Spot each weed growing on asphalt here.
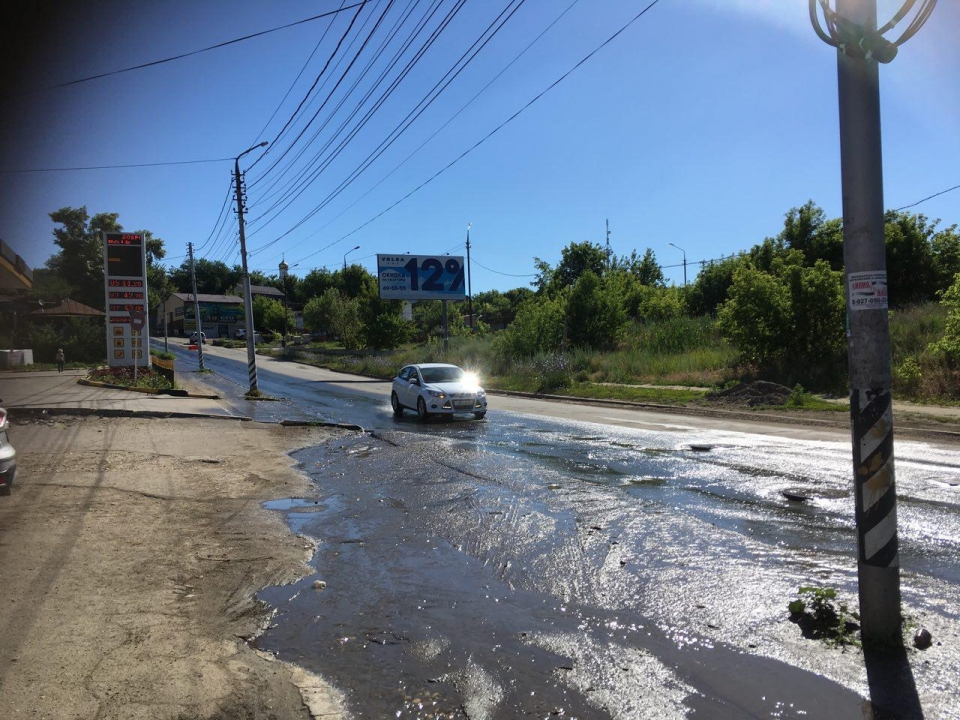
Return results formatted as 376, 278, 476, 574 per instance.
789, 586, 861, 647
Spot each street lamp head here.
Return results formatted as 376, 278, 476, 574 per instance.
237, 141, 268, 161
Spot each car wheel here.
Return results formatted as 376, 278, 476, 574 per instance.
417, 397, 429, 421
473, 412, 486, 420
391, 392, 403, 416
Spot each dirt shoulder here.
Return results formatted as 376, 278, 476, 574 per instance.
0, 414, 349, 720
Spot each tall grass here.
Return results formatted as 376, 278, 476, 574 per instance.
286, 307, 956, 402
888, 303, 958, 400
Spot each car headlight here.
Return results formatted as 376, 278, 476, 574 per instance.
427, 389, 446, 399
476, 388, 486, 397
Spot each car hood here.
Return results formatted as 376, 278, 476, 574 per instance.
425, 381, 484, 395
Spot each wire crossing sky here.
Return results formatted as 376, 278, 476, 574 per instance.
2, 0, 958, 290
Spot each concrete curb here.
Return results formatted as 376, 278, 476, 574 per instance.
279, 419, 365, 432
78, 378, 220, 399
7, 407, 251, 421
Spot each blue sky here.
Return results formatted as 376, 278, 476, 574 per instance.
2, 0, 957, 292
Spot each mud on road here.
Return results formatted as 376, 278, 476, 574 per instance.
0, 414, 348, 720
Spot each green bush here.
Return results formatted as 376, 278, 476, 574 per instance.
23, 319, 105, 363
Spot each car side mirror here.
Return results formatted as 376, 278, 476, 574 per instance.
410, 378, 419, 385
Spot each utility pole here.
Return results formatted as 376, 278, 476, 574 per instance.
811, 0, 935, 649
835, 0, 899, 649
466, 223, 473, 329
235, 142, 267, 395
188, 242, 204, 371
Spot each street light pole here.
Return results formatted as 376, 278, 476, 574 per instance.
669, 242, 687, 285
235, 141, 268, 395
466, 223, 473, 330
343, 245, 360, 271
279, 257, 289, 348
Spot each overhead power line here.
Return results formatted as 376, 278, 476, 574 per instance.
255, 0, 582, 265
45, 2, 370, 90
894, 182, 960, 211
0, 157, 232, 173
286, 0, 663, 269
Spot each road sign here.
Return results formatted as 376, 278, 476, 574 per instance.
130, 310, 146, 331
377, 254, 466, 301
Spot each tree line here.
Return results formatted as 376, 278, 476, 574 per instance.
22, 202, 960, 391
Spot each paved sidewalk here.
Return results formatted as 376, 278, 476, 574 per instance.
0, 369, 241, 418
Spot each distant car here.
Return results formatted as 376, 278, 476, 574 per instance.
0, 406, 17, 495
189, 331, 206, 344
391, 363, 487, 420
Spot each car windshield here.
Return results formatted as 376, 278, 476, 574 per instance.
420, 367, 464, 384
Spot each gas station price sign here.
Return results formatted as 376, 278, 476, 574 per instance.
102, 231, 149, 368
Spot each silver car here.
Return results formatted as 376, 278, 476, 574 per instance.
391, 363, 487, 420
0, 406, 17, 495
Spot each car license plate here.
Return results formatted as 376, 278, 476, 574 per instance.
453, 400, 473, 409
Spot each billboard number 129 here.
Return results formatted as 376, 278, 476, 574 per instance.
404, 257, 464, 292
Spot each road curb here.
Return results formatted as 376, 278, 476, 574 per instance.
6, 406, 251, 421
78, 377, 221, 399
279, 419, 365, 432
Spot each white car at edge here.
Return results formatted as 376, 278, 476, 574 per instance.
391, 363, 487, 420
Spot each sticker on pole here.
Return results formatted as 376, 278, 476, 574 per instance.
849, 271, 888, 311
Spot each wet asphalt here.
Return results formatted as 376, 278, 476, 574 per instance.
160, 341, 960, 719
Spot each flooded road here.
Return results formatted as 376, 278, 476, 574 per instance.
160, 341, 960, 718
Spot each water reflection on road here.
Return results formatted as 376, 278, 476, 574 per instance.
162, 341, 960, 718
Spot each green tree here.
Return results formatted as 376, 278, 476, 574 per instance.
534, 241, 609, 295
252, 295, 289, 333
717, 265, 790, 367
618, 248, 665, 287
884, 211, 937, 307
301, 268, 337, 302
930, 272, 960, 364
717, 259, 845, 386
302, 289, 338, 334
565, 271, 627, 351
169, 258, 238, 295
686, 254, 748, 317
45, 207, 165, 309
492, 295, 565, 358
930, 223, 960, 297
330, 294, 363, 349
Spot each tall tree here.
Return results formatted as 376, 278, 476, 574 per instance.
46, 207, 164, 309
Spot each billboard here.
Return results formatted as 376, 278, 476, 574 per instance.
377, 254, 466, 301
102, 232, 149, 367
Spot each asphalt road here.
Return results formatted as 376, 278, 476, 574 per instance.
158, 339, 960, 719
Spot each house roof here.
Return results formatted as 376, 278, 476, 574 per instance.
248, 285, 285, 297
172, 292, 243, 304
30, 298, 104, 317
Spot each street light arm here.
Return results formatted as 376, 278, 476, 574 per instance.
236, 141, 269, 162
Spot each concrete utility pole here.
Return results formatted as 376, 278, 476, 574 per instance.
466, 223, 473, 329
235, 142, 268, 395
835, 0, 900, 649
188, 242, 204, 371
811, 0, 936, 648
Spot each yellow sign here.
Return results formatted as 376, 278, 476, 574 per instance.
113, 338, 124, 348
113, 326, 124, 337
113, 350, 125, 359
